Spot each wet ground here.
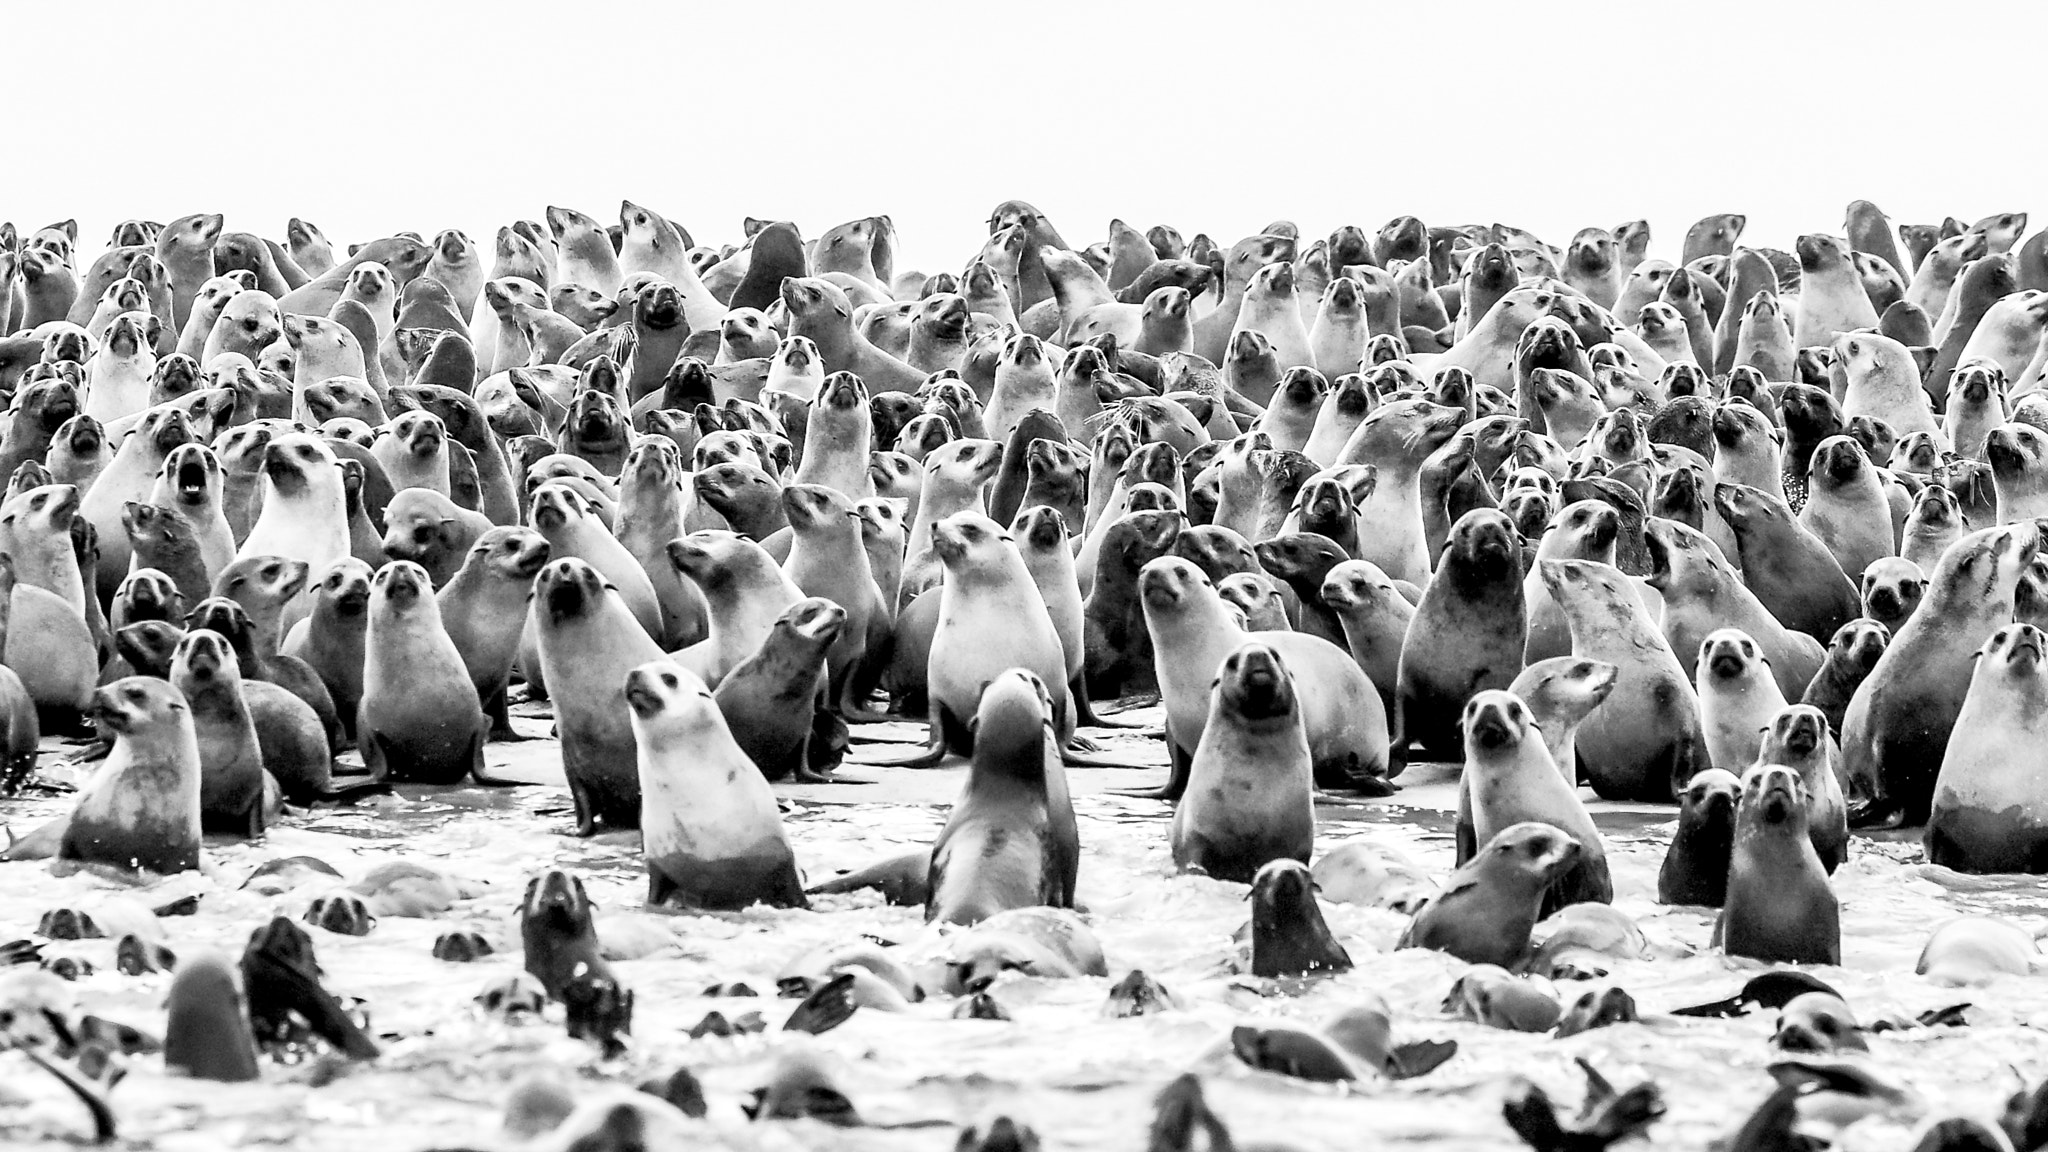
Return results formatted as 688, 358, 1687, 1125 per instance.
1, 703, 2043, 1151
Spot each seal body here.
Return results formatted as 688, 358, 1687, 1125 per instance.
1717, 765, 1840, 965
534, 558, 669, 833
1247, 859, 1352, 978
1456, 690, 1612, 916
1659, 768, 1740, 906
519, 869, 620, 999
1927, 623, 2048, 872
1171, 643, 1314, 884
713, 598, 842, 781
60, 678, 202, 874
625, 661, 805, 909
358, 560, 488, 785
1842, 523, 2037, 824
1696, 629, 1789, 772
1397, 509, 1526, 761
1400, 822, 1580, 968
926, 670, 1078, 924
1539, 559, 1708, 802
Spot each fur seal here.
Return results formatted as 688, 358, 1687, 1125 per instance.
358, 560, 490, 785
60, 678, 202, 875
1456, 689, 1612, 916
926, 669, 1078, 923
1399, 822, 1581, 968
1859, 557, 1924, 636
780, 483, 887, 714
534, 558, 670, 833
434, 527, 547, 738
1246, 858, 1352, 978
164, 952, 260, 1082
1759, 704, 1849, 872
171, 628, 277, 837
519, 869, 620, 1000
1659, 768, 1741, 907
1645, 517, 1825, 700
1717, 765, 1840, 965
1842, 522, 2037, 825
624, 660, 806, 909
1539, 559, 1708, 802
1715, 482, 1859, 640
714, 597, 842, 782
1171, 643, 1314, 884
1697, 629, 1790, 772
1397, 508, 1526, 760
1800, 618, 1890, 737
1926, 624, 2048, 872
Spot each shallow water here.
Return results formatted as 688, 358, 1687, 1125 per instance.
2, 705, 2046, 1152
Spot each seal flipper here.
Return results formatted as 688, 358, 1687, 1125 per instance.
1069, 681, 1150, 729
468, 731, 528, 788
857, 706, 959, 769
1454, 816, 1477, 868
1111, 722, 1192, 799
1384, 1039, 1459, 1080
20, 1046, 117, 1143
483, 688, 532, 742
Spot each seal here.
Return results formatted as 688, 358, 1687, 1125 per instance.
1246, 858, 1352, 978
1915, 916, 2035, 986
1397, 508, 1526, 760
59, 677, 202, 876
1856, 557, 1923, 640
875, 512, 1072, 767
927, 669, 1078, 924
666, 531, 804, 688
624, 659, 807, 909
1842, 522, 2037, 825
714, 597, 843, 782
436, 527, 549, 739
519, 869, 621, 999
358, 559, 491, 785
1136, 557, 1390, 797
1715, 482, 1859, 640
1717, 765, 1840, 965
1926, 623, 2048, 873
1319, 558, 1414, 719
1658, 768, 1741, 907
1171, 643, 1314, 884
1399, 822, 1581, 968
1799, 618, 1890, 738
1506, 656, 1619, 787
1800, 435, 1896, 581
533, 558, 671, 834
1758, 704, 1849, 872
780, 483, 888, 714
163, 952, 260, 1082
1456, 690, 1612, 916
170, 628, 276, 838
530, 480, 663, 641
1697, 629, 1790, 772
1538, 559, 1708, 802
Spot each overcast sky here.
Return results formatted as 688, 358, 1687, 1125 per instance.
23, 1, 2041, 276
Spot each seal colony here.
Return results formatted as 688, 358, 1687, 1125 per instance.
1, 201, 2047, 1152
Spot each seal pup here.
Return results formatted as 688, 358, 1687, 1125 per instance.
358, 560, 491, 785
1696, 629, 1790, 773
1715, 482, 1859, 641
1759, 704, 1849, 873
1399, 822, 1581, 968
534, 558, 669, 833
1800, 435, 1896, 581
926, 669, 1078, 924
1801, 618, 1890, 737
1717, 765, 1840, 965
1926, 624, 2048, 873
1659, 768, 1741, 907
59, 678, 202, 875
625, 660, 806, 910
1247, 859, 1352, 978
1539, 559, 1708, 802
1859, 557, 1924, 636
1645, 517, 1825, 700
520, 869, 621, 1000
1842, 522, 2037, 826
715, 597, 843, 782
1171, 643, 1314, 884
780, 483, 888, 714
1456, 690, 1612, 916
1397, 508, 1527, 761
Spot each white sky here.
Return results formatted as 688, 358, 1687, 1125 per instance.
22, 0, 2042, 275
